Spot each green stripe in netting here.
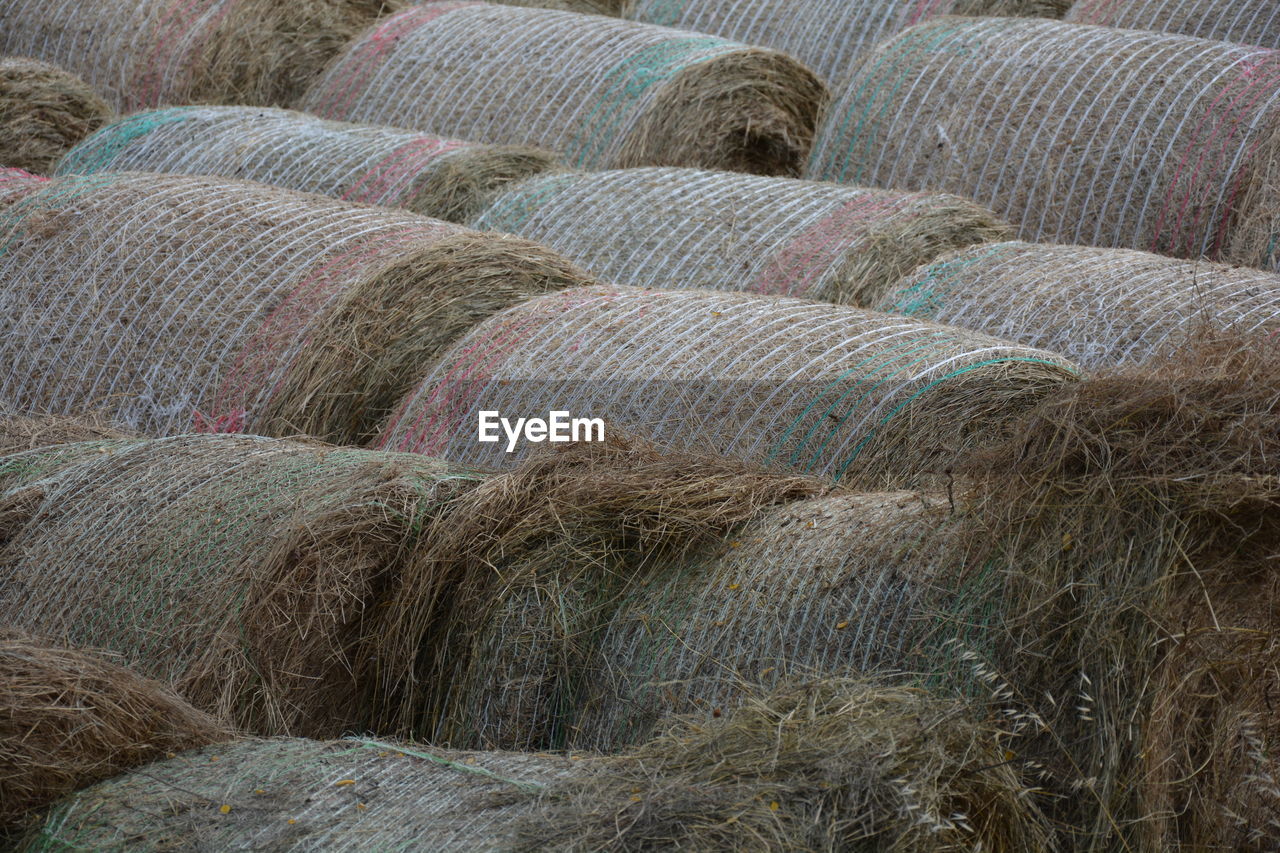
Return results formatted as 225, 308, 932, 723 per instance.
635, 0, 689, 27
56, 107, 200, 176
0, 174, 126, 258
565, 36, 741, 169
886, 243, 1018, 318
471, 172, 585, 234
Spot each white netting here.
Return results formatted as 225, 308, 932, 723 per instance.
58, 106, 561, 223
471, 166, 1008, 305
1067, 0, 1280, 50
807, 17, 1280, 268
378, 285, 1078, 488
299, 2, 825, 174
0, 167, 48, 204
878, 241, 1280, 367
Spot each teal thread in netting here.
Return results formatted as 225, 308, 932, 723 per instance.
0, 441, 141, 493
471, 173, 585, 235
0, 174, 122, 258
887, 244, 1019, 318
566, 36, 741, 169
633, 0, 688, 27
56, 107, 199, 176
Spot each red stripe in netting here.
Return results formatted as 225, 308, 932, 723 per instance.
0, 170, 49, 205
134, 0, 236, 110
748, 194, 912, 296
341, 137, 469, 206
198, 225, 453, 433
1152, 55, 1280, 259
903, 0, 956, 28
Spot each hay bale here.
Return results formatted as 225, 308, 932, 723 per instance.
0, 0, 399, 112
879, 241, 1280, 367
0, 167, 46, 205
0, 409, 134, 456
59, 106, 562, 224
626, 0, 1068, 86
22, 737, 572, 851
471, 167, 1010, 305
0, 433, 476, 736
808, 18, 1280, 269
0, 631, 230, 832
1066, 0, 1280, 49
298, 3, 826, 176
496, 0, 623, 12
377, 285, 1078, 488
0, 57, 111, 174
0, 172, 591, 443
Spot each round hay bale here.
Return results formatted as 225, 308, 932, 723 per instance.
0, 631, 231, 832
0, 57, 111, 174
496, 0, 623, 12
626, 0, 1069, 86
879, 241, 1280, 367
0, 433, 475, 736
377, 285, 1079, 488
0, 172, 592, 443
0, 409, 134, 456
1066, 0, 1280, 49
807, 18, 1280, 269
0, 167, 47, 205
298, 3, 827, 176
22, 737, 572, 852
0, 0, 399, 112
471, 167, 1010, 305
59, 106, 562, 224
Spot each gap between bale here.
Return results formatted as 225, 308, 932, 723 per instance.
0, 57, 111, 174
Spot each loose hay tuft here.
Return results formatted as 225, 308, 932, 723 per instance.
1066, 0, 1280, 50
472, 167, 1010, 305
299, 3, 826, 175
0, 57, 111, 174
60, 106, 562, 224
0, 409, 135, 456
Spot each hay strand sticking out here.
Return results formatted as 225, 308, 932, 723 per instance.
472, 167, 1010, 305
808, 18, 1280, 269
0, 172, 592, 443
1066, 0, 1280, 50
0, 57, 111, 174
378, 285, 1078, 488
299, 3, 827, 175
59, 106, 562, 224
0, 434, 474, 736
879, 241, 1280, 366
0, 0, 399, 111
626, 0, 1069, 86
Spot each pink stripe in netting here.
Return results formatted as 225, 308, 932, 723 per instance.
0, 170, 49, 204
903, 0, 956, 28
341, 137, 469, 206
197, 226, 452, 433
134, 0, 236, 110
311, 2, 480, 121
748, 194, 911, 296
1072, 0, 1126, 25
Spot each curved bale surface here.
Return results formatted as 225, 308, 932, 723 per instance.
0, 0, 398, 112
60, 106, 561, 224
0, 410, 134, 457
879, 241, 1280, 367
808, 18, 1280, 269
299, 3, 827, 176
496, 0, 623, 11
0, 434, 475, 737
472, 167, 1010, 306
378, 286, 1078, 487
626, 0, 1068, 86
0, 57, 111, 174
0, 172, 591, 443
1066, 0, 1280, 49
22, 737, 572, 852
0, 632, 231, 831
0, 167, 47, 205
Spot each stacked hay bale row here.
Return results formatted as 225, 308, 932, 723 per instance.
1067, 0, 1280, 49
0, 57, 111, 174
809, 18, 1280, 271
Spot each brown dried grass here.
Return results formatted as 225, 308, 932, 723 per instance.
0, 57, 110, 174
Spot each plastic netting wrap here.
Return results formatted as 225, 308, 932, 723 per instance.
471, 167, 1009, 305
299, 3, 826, 175
378, 285, 1078, 488
625, 0, 1069, 86
0, 172, 591, 443
879, 241, 1280, 367
0, 434, 476, 736
0, 167, 47, 204
0, 57, 111, 174
1067, 0, 1280, 49
60, 106, 561, 223
808, 18, 1280, 270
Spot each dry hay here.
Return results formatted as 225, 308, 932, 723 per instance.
0, 433, 477, 737
21, 737, 571, 852
60, 106, 561, 224
0, 172, 591, 443
377, 285, 1078, 488
625, 0, 1069, 87
0, 167, 47, 205
0, 57, 111, 175
472, 167, 1010, 306
0, 0, 399, 112
808, 17, 1280, 270
1067, 0, 1280, 50
0, 409, 134, 456
298, 3, 826, 176
879, 240, 1280, 367
0, 631, 230, 833
515, 677, 1053, 852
